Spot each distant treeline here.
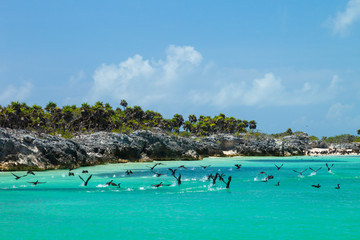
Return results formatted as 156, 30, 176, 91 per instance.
0, 100, 257, 138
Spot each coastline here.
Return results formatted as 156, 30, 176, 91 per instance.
0, 127, 310, 171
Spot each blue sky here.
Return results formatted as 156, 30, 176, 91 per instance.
1, 0, 360, 137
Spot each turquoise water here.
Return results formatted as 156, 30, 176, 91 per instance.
1, 156, 360, 240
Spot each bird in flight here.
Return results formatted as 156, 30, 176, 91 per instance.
79, 174, 92, 186
26, 170, 35, 175
173, 173, 182, 185
82, 170, 89, 173
149, 163, 163, 171
326, 163, 334, 172
274, 164, 283, 170
200, 165, 211, 169
168, 168, 177, 176
11, 173, 26, 180
235, 164, 242, 169
309, 167, 322, 173
106, 180, 118, 186
28, 180, 46, 186
125, 170, 133, 175
178, 165, 187, 169
293, 168, 308, 176
152, 171, 164, 177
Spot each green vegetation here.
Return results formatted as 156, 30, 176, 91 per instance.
0, 101, 256, 138
321, 134, 360, 143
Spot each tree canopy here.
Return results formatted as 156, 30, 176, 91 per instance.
0, 101, 256, 138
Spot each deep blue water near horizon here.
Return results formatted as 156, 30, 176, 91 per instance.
1, 156, 360, 240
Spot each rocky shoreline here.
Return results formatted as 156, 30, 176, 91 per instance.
0, 127, 313, 171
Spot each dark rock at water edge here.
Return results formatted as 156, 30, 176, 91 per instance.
0, 128, 310, 170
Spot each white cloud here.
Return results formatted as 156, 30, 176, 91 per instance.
190, 73, 342, 107
326, 103, 353, 119
88, 45, 343, 110
0, 82, 32, 104
332, 0, 360, 35
89, 45, 202, 105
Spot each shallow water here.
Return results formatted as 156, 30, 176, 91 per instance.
1, 156, 360, 240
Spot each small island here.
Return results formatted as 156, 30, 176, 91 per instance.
0, 101, 359, 171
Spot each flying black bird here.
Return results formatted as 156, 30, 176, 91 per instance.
326, 163, 334, 172
173, 173, 182, 185
125, 170, 133, 175
28, 180, 46, 186
311, 184, 321, 188
68, 172, 75, 176
335, 184, 340, 189
200, 165, 211, 169
26, 170, 35, 175
149, 163, 162, 171
235, 164, 242, 169
168, 168, 177, 176
309, 167, 322, 173
178, 165, 187, 169
152, 171, 164, 177
293, 168, 308, 176
224, 176, 232, 188
11, 173, 26, 180
82, 170, 89, 174
106, 180, 117, 186
218, 173, 226, 182
275, 164, 283, 170
79, 174, 92, 186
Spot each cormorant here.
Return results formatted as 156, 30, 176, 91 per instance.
275, 164, 283, 170
28, 180, 46, 185
200, 165, 211, 169
293, 168, 308, 176
311, 184, 321, 188
79, 174, 92, 186
335, 184, 340, 189
326, 163, 334, 172
168, 168, 177, 176
11, 173, 26, 180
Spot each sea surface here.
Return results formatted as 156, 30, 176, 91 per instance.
1, 156, 360, 240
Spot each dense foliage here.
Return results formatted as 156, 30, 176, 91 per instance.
0, 101, 256, 138
321, 134, 360, 143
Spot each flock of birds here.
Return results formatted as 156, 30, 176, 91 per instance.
5, 162, 340, 190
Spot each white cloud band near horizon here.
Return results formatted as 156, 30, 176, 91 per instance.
332, 0, 360, 35
0, 82, 32, 104
88, 45, 342, 109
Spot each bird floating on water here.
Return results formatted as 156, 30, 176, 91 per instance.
311, 184, 321, 188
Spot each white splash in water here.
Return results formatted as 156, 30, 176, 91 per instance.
113, 174, 116, 178
96, 184, 108, 188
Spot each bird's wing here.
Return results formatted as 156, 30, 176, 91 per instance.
317, 167, 322, 171
85, 175, 93, 184
79, 175, 85, 182
11, 173, 19, 178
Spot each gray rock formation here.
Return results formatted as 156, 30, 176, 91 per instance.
0, 128, 310, 170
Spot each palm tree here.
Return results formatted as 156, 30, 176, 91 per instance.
120, 99, 128, 110
249, 120, 257, 131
